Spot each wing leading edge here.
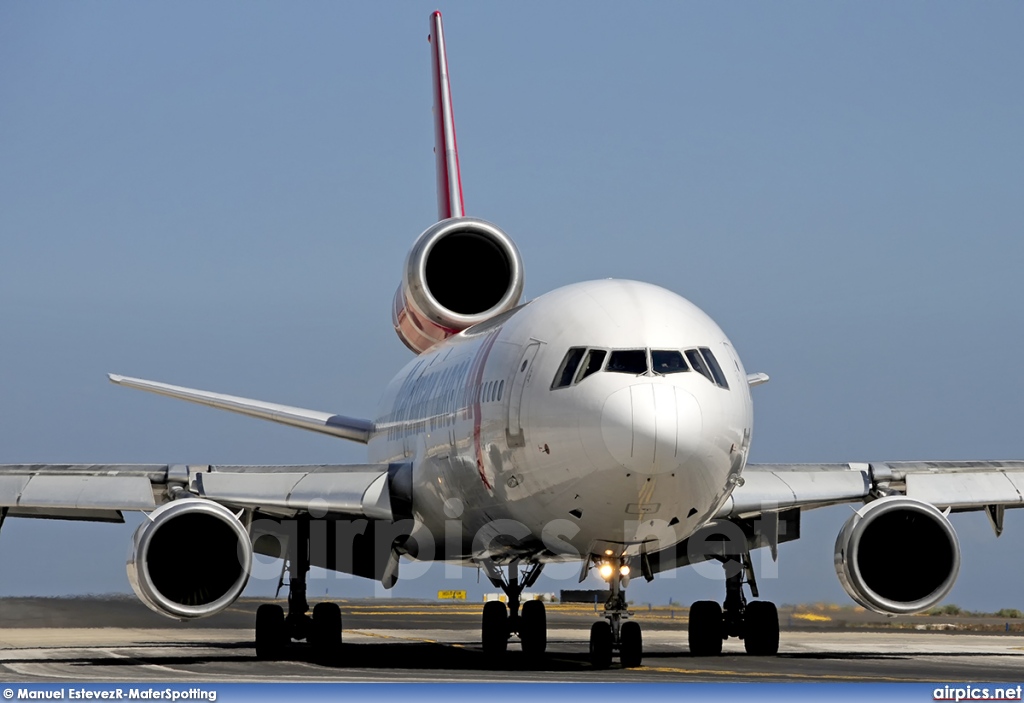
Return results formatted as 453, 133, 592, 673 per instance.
645, 460, 1024, 579
0, 462, 405, 523
722, 460, 1024, 519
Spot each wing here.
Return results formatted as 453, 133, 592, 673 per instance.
646, 460, 1024, 576
724, 460, 1024, 517
108, 374, 374, 444
0, 462, 410, 524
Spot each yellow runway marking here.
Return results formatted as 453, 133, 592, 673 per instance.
346, 629, 464, 647
341, 610, 482, 616
638, 665, 924, 682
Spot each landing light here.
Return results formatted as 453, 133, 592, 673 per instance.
598, 563, 614, 580
620, 565, 630, 577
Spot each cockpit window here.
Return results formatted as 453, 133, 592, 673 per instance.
700, 347, 730, 389
651, 350, 689, 375
554, 346, 728, 389
551, 347, 586, 389
685, 349, 713, 383
606, 349, 648, 375
575, 349, 607, 383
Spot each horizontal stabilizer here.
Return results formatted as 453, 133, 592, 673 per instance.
108, 374, 373, 444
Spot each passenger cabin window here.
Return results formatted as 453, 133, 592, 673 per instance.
685, 349, 713, 383
699, 347, 730, 389
606, 350, 648, 375
575, 349, 607, 383
652, 350, 689, 375
552, 347, 586, 389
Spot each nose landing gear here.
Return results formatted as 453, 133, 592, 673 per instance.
589, 557, 643, 669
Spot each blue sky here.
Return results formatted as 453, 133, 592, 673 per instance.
1, 2, 1022, 610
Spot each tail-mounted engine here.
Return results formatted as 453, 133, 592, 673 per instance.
127, 499, 253, 620
834, 496, 960, 615
393, 217, 523, 353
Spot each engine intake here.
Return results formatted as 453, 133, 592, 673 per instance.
127, 499, 253, 620
393, 217, 523, 353
834, 496, 960, 615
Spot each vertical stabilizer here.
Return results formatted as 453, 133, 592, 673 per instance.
429, 11, 465, 221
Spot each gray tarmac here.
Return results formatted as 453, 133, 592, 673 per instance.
1, 597, 1023, 683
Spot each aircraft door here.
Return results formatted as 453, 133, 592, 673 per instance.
506, 340, 541, 448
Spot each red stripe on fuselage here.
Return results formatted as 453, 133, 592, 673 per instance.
466, 330, 501, 490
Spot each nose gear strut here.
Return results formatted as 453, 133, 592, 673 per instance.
589, 556, 643, 668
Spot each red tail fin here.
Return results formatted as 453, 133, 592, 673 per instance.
429, 11, 465, 221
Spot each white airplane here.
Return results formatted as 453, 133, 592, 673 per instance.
2, 11, 1024, 669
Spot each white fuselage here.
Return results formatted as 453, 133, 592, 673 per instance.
368, 279, 753, 565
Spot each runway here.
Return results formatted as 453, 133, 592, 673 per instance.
1, 598, 1023, 683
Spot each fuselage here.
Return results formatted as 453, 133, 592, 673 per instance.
368, 279, 753, 566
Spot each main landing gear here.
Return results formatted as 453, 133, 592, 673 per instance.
588, 557, 642, 669
687, 553, 779, 656
480, 559, 548, 658
254, 517, 343, 664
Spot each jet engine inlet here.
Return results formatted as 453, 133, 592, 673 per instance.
393, 217, 523, 353
127, 499, 253, 620
834, 495, 960, 615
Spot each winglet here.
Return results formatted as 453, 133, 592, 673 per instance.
429, 11, 465, 221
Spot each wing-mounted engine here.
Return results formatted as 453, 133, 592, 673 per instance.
834, 496, 960, 615
393, 217, 524, 353
127, 499, 253, 620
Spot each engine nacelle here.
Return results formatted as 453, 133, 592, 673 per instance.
127, 499, 253, 620
834, 496, 960, 615
393, 217, 523, 353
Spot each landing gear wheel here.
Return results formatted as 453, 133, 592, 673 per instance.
255, 604, 286, 660
619, 621, 643, 668
520, 600, 547, 656
743, 600, 779, 655
482, 600, 509, 656
310, 602, 343, 664
589, 621, 613, 669
688, 600, 723, 656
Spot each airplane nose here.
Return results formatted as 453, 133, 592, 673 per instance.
600, 383, 703, 475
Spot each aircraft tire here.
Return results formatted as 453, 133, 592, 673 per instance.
589, 621, 613, 669
743, 601, 780, 655
482, 600, 509, 656
687, 600, 723, 656
520, 599, 547, 656
310, 602, 343, 664
619, 621, 643, 668
255, 604, 287, 660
